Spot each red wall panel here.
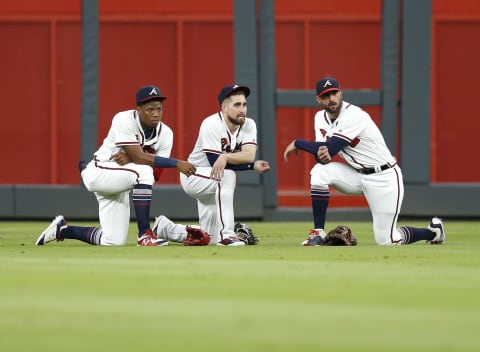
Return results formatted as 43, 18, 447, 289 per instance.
276, 0, 381, 16
0, 23, 52, 183
98, 22, 178, 139
100, 0, 231, 15
432, 21, 480, 182
181, 22, 236, 146
0, 0, 479, 204
56, 22, 82, 184
0, 0, 80, 14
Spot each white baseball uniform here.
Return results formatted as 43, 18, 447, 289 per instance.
311, 101, 404, 245
81, 109, 173, 245
180, 111, 258, 244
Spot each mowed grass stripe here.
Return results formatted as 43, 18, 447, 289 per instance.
0, 220, 479, 351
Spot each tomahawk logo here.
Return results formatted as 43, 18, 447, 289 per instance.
323, 80, 332, 88
149, 87, 158, 96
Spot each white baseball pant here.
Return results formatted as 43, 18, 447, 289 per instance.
81, 160, 155, 246
311, 162, 404, 245
180, 167, 236, 244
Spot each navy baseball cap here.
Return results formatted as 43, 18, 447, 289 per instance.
136, 85, 166, 105
316, 77, 341, 96
218, 84, 251, 104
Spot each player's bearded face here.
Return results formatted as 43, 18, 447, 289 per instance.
137, 101, 164, 129
318, 91, 342, 115
223, 95, 247, 126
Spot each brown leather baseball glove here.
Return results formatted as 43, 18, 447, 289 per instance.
183, 226, 211, 246
323, 225, 358, 246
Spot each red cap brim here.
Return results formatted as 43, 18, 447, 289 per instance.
317, 87, 340, 97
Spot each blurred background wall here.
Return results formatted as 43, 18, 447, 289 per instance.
0, 0, 479, 220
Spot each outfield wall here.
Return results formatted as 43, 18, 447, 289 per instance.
1, 183, 478, 221
0, 0, 479, 220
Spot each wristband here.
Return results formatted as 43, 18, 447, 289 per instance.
226, 162, 255, 171
154, 156, 178, 168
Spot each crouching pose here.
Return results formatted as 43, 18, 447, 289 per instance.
283, 77, 446, 246
35, 85, 196, 247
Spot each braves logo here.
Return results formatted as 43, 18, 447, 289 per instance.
220, 137, 242, 153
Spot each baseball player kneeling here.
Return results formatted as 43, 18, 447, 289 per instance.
283, 77, 445, 246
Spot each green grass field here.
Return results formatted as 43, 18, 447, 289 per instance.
1, 219, 479, 352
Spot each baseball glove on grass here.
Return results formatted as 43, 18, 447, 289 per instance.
234, 223, 259, 245
323, 225, 358, 246
183, 226, 211, 246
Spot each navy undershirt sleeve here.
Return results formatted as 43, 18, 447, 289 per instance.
206, 152, 255, 171
294, 137, 350, 161
325, 137, 350, 156
294, 139, 324, 154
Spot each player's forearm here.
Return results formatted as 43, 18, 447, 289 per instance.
124, 145, 156, 166
295, 137, 349, 157
222, 144, 257, 164
294, 139, 325, 155
222, 151, 255, 164
127, 149, 177, 168
206, 152, 255, 170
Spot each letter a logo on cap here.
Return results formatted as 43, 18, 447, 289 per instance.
323, 80, 332, 88
149, 88, 158, 96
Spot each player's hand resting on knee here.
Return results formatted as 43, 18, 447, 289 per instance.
110, 152, 131, 165
177, 160, 197, 177
210, 154, 227, 180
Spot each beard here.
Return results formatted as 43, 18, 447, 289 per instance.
324, 100, 342, 114
227, 114, 245, 126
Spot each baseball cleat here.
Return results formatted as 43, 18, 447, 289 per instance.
217, 236, 246, 246
184, 226, 211, 246
302, 229, 326, 246
137, 230, 168, 246
427, 217, 446, 244
35, 215, 68, 245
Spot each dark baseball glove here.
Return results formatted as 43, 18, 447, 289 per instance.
234, 223, 259, 245
323, 225, 358, 246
